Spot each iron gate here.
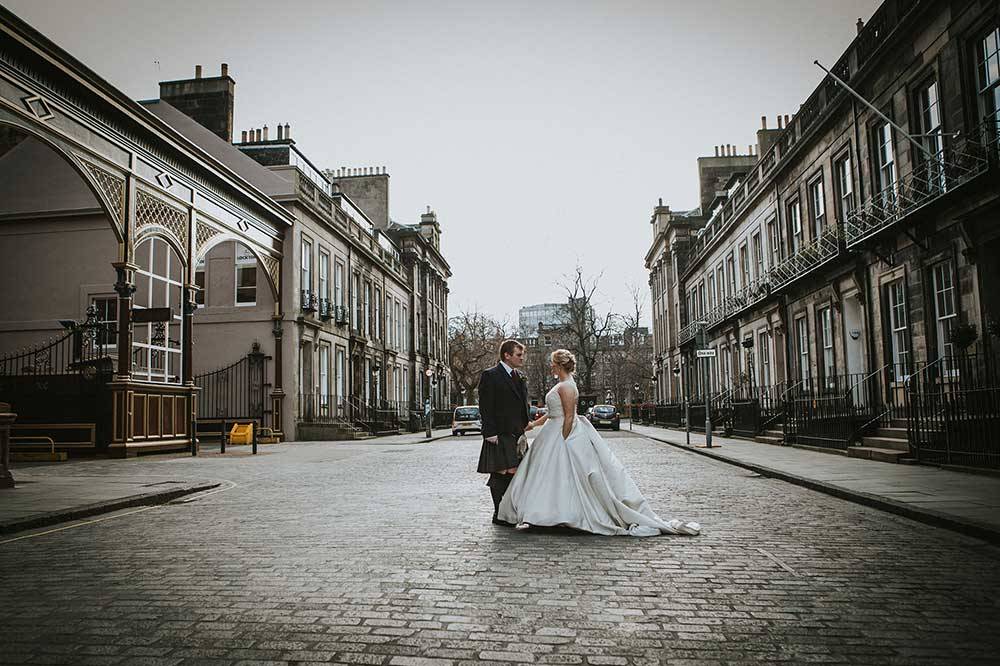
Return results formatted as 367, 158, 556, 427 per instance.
194, 344, 271, 437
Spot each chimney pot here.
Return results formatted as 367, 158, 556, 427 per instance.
714, 146, 719, 157
658, 197, 663, 207
856, 18, 864, 34
221, 63, 229, 77
748, 144, 753, 155
284, 123, 291, 139
761, 115, 767, 129
777, 115, 783, 129
195, 64, 202, 78
263, 125, 268, 141
784, 114, 790, 126
277, 124, 283, 140
255, 128, 262, 142
241, 130, 247, 142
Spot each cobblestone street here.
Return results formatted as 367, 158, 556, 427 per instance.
2, 432, 999, 665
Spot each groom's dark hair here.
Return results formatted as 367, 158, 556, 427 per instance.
498, 339, 525, 361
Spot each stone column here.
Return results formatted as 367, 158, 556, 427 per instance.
0, 402, 15, 488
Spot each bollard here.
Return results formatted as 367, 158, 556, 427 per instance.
191, 418, 198, 457
220, 419, 227, 454
252, 420, 258, 455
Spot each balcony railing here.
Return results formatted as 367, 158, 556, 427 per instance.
318, 298, 333, 320
300, 290, 317, 313
769, 223, 841, 292
333, 305, 349, 326
845, 121, 997, 247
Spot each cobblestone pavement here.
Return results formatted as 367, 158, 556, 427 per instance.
1, 432, 998, 665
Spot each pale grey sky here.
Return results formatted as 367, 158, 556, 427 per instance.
5, 0, 880, 326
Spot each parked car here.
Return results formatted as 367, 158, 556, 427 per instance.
588, 404, 620, 430
452, 405, 482, 436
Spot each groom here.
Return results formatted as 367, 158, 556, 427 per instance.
477, 339, 530, 525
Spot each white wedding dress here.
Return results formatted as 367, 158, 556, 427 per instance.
498, 377, 700, 537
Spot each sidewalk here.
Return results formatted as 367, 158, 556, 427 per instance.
630, 422, 1000, 544
355, 428, 453, 445
0, 470, 219, 535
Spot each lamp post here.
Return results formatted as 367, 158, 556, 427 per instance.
699, 321, 713, 449
424, 367, 434, 437
682, 354, 691, 446
631, 382, 639, 431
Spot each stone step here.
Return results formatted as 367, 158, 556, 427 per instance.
847, 446, 914, 463
12, 451, 68, 462
861, 435, 910, 452
755, 435, 783, 446
762, 430, 784, 438
875, 427, 908, 439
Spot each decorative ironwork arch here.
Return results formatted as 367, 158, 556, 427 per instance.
194, 232, 280, 301
0, 116, 126, 243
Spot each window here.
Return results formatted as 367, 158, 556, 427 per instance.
818, 306, 834, 390
403, 367, 409, 404
932, 262, 957, 362
715, 265, 725, 305
334, 260, 345, 308
319, 250, 330, 305
375, 287, 382, 340
395, 300, 402, 350
795, 315, 809, 384
787, 199, 802, 254
402, 305, 408, 351
752, 230, 764, 280
739, 243, 750, 289
335, 347, 346, 414
707, 274, 716, 310
319, 345, 330, 413
976, 26, 1000, 127
887, 279, 909, 380
809, 177, 825, 239
353, 273, 362, 331
766, 216, 781, 267
364, 281, 372, 336
194, 257, 205, 305
758, 328, 771, 387
91, 296, 117, 348
300, 238, 312, 295
835, 153, 854, 221
873, 121, 897, 200
914, 80, 945, 191
726, 253, 736, 296
235, 244, 257, 306
698, 282, 706, 316
132, 237, 183, 384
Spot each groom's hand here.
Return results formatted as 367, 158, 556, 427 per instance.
486, 435, 498, 444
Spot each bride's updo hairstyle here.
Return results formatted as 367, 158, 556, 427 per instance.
551, 349, 576, 374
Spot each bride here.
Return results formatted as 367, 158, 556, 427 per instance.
498, 349, 700, 537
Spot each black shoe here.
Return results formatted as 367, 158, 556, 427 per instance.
492, 516, 514, 526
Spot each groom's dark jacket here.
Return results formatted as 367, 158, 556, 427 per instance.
478, 363, 530, 440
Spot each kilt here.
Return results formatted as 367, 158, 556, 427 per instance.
477, 432, 523, 473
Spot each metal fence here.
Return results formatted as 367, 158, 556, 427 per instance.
194, 346, 271, 434
297, 393, 412, 435
906, 351, 1000, 468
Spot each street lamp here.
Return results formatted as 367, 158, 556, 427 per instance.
630, 382, 639, 431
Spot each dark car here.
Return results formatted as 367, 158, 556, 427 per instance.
588, 404, 620, 430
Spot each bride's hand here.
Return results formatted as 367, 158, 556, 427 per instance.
525, 421, 534, 432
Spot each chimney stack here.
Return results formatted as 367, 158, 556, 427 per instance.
761, 115, 767, 130
159, 62, 235, 142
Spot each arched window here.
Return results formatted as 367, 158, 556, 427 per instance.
132, 237, 184, 384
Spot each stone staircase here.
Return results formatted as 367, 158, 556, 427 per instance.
754, 427, 784, 446
848, 423, 914, 463
297, 420, 376, 441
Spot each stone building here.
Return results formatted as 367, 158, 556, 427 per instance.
645, 0, 1000, 468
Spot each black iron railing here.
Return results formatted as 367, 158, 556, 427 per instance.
194, 346, 271, 432
906, 351, 1000, 468
298, 393, 410, 435
300, 290, 318, 313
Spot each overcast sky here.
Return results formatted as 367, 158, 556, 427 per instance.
6, 0, 879, 326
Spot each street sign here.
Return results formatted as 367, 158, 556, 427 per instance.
695, 348, 717, 358
131, 307, 172, 323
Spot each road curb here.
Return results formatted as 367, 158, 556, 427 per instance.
0, 481, 221, 535
636, 429, 1000, 546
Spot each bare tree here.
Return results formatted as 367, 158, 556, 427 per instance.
448, 310, 510, 404
558, 264, 617, 395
